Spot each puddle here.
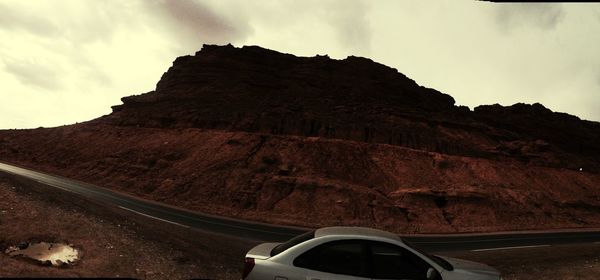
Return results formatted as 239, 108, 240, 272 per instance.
5, 242, 79, 266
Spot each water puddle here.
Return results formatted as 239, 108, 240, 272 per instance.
5, 242, 79, 266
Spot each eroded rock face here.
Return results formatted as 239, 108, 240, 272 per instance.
108, 45, 456, 145
1, 44, 599, 233
1, 127, 599, 233
101, 44, 599, 171
473, 103, 600, 169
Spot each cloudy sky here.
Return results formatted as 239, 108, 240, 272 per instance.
1, 0, 599, 129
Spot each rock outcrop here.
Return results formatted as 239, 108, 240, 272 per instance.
101, 44, 599, 172
1, 44, 599, 233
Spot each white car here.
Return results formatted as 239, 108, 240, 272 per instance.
243, 226, 502, 280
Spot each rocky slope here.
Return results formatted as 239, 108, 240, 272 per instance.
1, 44, 599, 233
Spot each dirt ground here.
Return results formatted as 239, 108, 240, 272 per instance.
0, 173, 258, 279
443, 243, 600, 280
1, 172, 599, 280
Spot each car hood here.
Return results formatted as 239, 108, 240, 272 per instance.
438, 256, 501, 279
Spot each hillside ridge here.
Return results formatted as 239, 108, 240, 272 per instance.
99, 44, 598, 172
1, 44, 599, 233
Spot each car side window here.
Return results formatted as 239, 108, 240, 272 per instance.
294, 240, 369, 278
369, 241, 432, 280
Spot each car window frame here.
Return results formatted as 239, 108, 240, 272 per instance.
402, 239, 453, 271
293, 239, 371, 278
366, 240, 440, 280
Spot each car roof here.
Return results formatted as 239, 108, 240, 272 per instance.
314, 226, 402, 242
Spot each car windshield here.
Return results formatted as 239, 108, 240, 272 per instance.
270, 230, 315, 257
402, 239, 454, 271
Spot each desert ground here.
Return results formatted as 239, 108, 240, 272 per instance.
0, 173, 255, 279
1, 172, 599, 279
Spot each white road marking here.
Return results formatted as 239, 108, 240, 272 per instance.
42, 181, 75, 193
472, 244, 551, 252
1, 163, 297, 237
118, 206, 190, 229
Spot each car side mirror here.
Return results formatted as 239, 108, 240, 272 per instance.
426, 267, 439, 280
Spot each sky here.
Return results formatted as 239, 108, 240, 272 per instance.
1, 0, 599, 129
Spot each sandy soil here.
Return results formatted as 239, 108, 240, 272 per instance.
0, 173, 257, 279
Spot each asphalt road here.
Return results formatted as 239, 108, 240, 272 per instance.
1, 162, 599, 252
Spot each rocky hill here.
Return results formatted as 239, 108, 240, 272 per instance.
101, 44, 599, 171
1, 44, 599, 233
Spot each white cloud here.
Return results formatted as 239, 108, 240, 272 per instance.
140, 0, 249, 49
0, 0, 599, 128
324, 0, 372, 54
0, 2, 60, 37
2, 57, 63, 90
494, 3, 565, 32
0, 0, 245, 128
204, 0, 372, 57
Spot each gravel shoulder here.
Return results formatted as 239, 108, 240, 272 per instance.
0, 173, 257, 279
442, 243, 600, 280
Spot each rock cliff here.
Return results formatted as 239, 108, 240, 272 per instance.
102, 44, 599, 171
1, 44, 599, 233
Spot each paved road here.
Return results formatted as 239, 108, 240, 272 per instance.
1, 162, 599, 252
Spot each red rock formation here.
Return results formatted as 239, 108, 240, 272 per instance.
1, 44, 599, 233
101, 44, 599, 171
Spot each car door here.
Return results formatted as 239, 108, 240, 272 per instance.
292, 240, 372, 280
367, 241, 439, 280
